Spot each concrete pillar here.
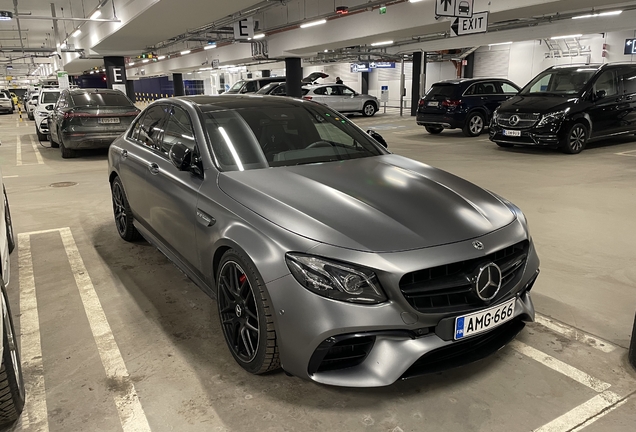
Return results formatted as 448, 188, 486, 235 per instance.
262, 70, 271, 77
410, 51, 422, 116
285, 57, 302, 98
361, 71, 369, 95
173, 73, 185, 96
464, 53, 475, 79
103, 56, 133, 99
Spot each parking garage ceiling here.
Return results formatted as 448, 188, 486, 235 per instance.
1, 0, 636, 76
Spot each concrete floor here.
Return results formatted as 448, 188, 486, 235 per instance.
0, 111, 635, 432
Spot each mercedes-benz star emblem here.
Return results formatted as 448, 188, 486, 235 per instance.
472, 240, 484, 250
474, 263, 502, 301
509, 115, 520, 126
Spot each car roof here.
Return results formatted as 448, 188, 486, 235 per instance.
433, 78, 512, 85
66, 88, 124, 95
162, 94, 308, 112
237, 76, 285, 83
40, 88, 61, 92
303, 82, 345, 88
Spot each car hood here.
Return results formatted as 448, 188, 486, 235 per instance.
218, 155, 515, 252
498, 94, 577, 113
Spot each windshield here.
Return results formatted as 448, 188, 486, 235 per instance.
202, 104, 387, 171
228, 81, 246, 93
520, 68, 597, 95
40, 92, 60, 103
256, 82, 280, 94
71, 92, 133, 107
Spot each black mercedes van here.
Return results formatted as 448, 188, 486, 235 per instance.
489, 63, 636, 154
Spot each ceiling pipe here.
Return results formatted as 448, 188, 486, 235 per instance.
12, 0, 25, 55
13, 15, 120, 22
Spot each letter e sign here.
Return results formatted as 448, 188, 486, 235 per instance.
233, 17, 254, 40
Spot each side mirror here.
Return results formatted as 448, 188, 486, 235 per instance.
594, 90, 606, 100
367, 129, 388, 148
45, 104, 54, 110
169, 142, 192, 171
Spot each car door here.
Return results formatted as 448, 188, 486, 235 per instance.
617, 66, 636, 133
588, 69, 622, 138
118, 105, 167, 228
143, 105, 203, 274
477, 81, 504, 115
339, 86, 360, 111
310, 86, 337, 109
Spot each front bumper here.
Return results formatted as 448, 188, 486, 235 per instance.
0, 105, 12, 113
266, 224, 539, 387
489, 123, 563, 147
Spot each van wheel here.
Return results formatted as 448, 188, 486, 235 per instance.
463, 112, 485, 137
425, 126, 443, 134
0, 282, 25, 425
561, 123, 587, 154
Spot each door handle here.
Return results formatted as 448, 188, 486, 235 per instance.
121, 149, 128, 158
196, 209, 216, 227
148, 163, 159, 175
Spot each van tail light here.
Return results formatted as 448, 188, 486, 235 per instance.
303, 96, 313, 101
442, 99, 461, 107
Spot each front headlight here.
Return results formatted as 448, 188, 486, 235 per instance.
537, 108, 569, 127
286, 253, 387, 304
37, 111, 48, 117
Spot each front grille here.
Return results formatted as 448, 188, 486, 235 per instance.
308, 335, 376, 374
497, 113, 540, 129
399, 241, 528, 314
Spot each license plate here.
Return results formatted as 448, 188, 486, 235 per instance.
427, 101, 439, 107
454, 298, 516, 340
99, 117, 120, 124
503, 129, 521, 137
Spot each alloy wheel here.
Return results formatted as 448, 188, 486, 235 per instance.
112, 183, 128, 236
364, 103, 375, 116
470, 115, 484, 135
218, 261, 260, 363
2, 295, 24, 400
569, 125, 586, 152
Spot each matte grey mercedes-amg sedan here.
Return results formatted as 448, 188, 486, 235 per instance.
108, 95, 539, 387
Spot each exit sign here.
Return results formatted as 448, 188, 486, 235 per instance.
379, 6, 387, 14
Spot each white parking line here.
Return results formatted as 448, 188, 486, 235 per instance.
16, 136, 22, 166
570, 393, 632, 432
615, 150, 636, 157
535, 314, 617, 353
29, 135, 44, 165
534, 390, 623, 432
510, 341, 611, 393
57, 227, 152, 432
17, 233, 49, 432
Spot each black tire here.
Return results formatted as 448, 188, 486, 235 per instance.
217, 249, 280, 375
0, 282, 25, 425
463, 112, 486, 137
3, 188, 14, 254
50, 128, 60, 148
362, 102, 377, 117
111, 176, 141, 242
425, 126, 443, 135
561, 122, 588, 154
35, 128, 47, 142
495, 142, 514, 148
60, 136, 76, 159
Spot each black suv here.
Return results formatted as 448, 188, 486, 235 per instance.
490, 63, 636, 154
417, 78, 520, 137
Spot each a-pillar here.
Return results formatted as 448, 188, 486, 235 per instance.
173, 73, 185, 96
410, 51, 423, 116
104, 56, 133, 99
285, 58, 302, 98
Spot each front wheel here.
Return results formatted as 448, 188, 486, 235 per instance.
111, 177, 141, 242
217, 249, 280, 375
362, 102, 377, 117
35, 128, 47, 141
463, 112, 486, 137
425, 126, 443, 135
0, 282, 25, 426
561, 123, 587, 154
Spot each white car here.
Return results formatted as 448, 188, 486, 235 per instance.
302, 83, 380, 116
0, 92, 12, 115
0, 168, 24, 426
26, 92, 40, 120
34, 88, 60, 141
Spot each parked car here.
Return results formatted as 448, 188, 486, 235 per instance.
490, 63, 636, 154
48, 88, 140, 158
417, 78, 520, 137
0, 93, 12, 114
108, 95, 539, 387
255, 82, 288, 96
225, 77, 286, 94
26, 92, 39, 120
0, 169, 25, 426
34, 88, 61, 141
302, 83, 380, 116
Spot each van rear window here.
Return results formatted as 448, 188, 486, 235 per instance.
426, 84, 458, 99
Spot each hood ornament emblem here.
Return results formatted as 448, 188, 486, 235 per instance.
472, 241, 484, 250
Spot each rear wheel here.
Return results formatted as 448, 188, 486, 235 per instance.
60, 135, 76, 158
111, 177, 141, 242
217, 249, 280, 375
362, 102, 377, 117
561, 123, 587, 154
463, 112, 486, 137
0, 282, 25, 426
425, 126, 443, 135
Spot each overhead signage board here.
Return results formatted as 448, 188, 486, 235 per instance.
57, 71, 69, 89
624, 39, 636, 55
350, 63, 370, 73
369, 62, 395, 69
212, 59, 220, 68
233, 17, 254, 40
435, 0, 473, 19
450, 11, 488, 37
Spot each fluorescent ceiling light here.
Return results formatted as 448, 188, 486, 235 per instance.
56, 43, 60, 48
61, 43, 67, 49
488, 41, 513, 46
71, 29, 81, 38
180, 50, 191, 55
371, 40, 393, 46
204, 44, 216, 50
90, 71, 94, 74
300, 19, 326, 29
572, 10, 622, 19
128, 62, 135, 66
187, 72, 192, 75
253, 33, 265, 39
551, 34, 582, 40
90, 10, 101, 20
409, 0, 424, 2
158, 55, 166, 60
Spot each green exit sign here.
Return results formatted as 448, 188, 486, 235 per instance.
379, 6, 387, 14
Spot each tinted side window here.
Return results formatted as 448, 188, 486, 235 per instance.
271, 84, 286, 96
594, 70, 618, 97
500, 82, 519, 94
464, 84, 478, 96
244, 81, 258, 93
480, 82, 499, 94
340, 86, 355, 96
619, 67, 636, 95
137, 105, 166, 150
161, 107, 196, 154
313, 87, 327, 95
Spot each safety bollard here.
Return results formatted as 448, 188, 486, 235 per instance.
629, 312, 636, 371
